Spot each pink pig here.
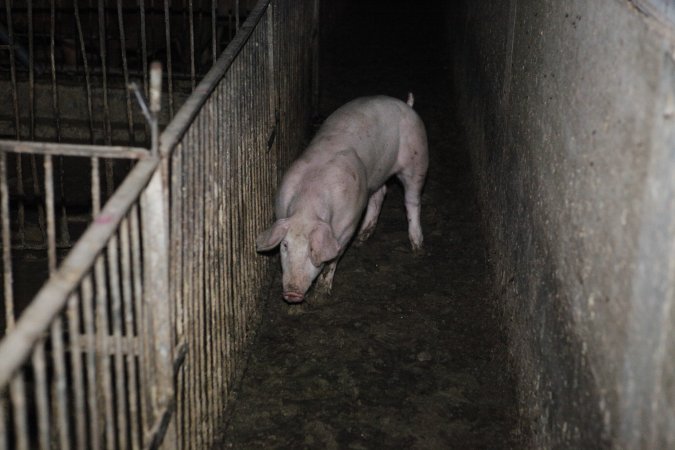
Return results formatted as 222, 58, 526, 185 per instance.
256, 94, 428, 303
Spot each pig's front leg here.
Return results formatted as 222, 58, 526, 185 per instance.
356, 185, 387, 244
314, 259, 338, 297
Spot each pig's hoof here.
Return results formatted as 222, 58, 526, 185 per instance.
412, 245, 425, 257
309, 286, 332, 305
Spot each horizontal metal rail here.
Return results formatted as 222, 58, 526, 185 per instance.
0, 156, 159, 387
0, 139, 150, 159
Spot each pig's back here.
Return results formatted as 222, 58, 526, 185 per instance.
307, 96, 421, 190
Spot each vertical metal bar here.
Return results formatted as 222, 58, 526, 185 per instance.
32, 342, 50, 450
235, 0, 240, 31
139, 0, 149, 97
140, 169, 173, 438
81, 276, 100, 450
170, 142, 185, 449
120, 216, 141, 450
50, 0, 61, 142
150, 62, 162, 157
107, 234, 128, 450
27, 0, 35, 140
57, 156, 71, 247
97, 0, 114, 199
224, 58, 235, 402
209, 84, 220, 426
164, 0, 175, 117
312, 0, 320, 115
92, 158, 101, 217
73, 0, 96, 144
190, 121, 205, 447
4, 0, 22, 140
48, 0, 71, 249
67, 292, 87, 450
44, 155, 57, 273
9, 375, 28, 450
204, 100, 214, 442
211, 0, 217, 65
129, 205, 148, 444
51, 316, 71, 450
0, 153, 14, 332
117, 0, 136, 144
189, 0, 196, 89
94, 250, 116, 450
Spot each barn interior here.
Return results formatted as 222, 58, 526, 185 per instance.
1, 0, 674, 449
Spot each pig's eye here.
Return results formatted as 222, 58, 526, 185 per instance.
281, 241, 288, 251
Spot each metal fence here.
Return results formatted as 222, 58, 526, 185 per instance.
0, 0, 257, 260
0, 0, 319, 447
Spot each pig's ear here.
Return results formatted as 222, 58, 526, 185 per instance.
309, 222, 340, 266
256, 219, 289, 252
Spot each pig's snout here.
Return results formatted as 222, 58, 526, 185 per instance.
282, 291, 305, 303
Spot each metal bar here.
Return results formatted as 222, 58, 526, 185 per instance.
44, 155, 57, 273
108, 233, 129, 450
189, 0, 196, 89
0, 153, 14, 332
26, 0, 46, 245
97, 0, 115, 199
128, 203, 149, 445
0, 158, 160, 387
4, 0, 21, 140
169, 142, 186, 449
67, 292, 87, 450
120, 216, 141, 450
91, 157, 101, 216
32, 342, 50, 450
9, 375, 28, 450
312, 0, 320, 114
164, 0, 175, 117
50, 0, 61, 142
50, 316, 71, 450
140, 168, 174, 441
150, 62, 162, 157
81, 275, 100, 450
28, 0, 35, 140
159, 0, 271, 156
73, 0, 96, 144
236, 0, 240, 30
0, 140, 150, 159
212, 0, 217, 65
139, 0, 149, 97
94, 251, 115, 450
97, 0, 112, 146
117, 0, 136, 145
58, 155, 72, 247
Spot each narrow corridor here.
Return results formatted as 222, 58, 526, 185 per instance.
218, 1, 519, 447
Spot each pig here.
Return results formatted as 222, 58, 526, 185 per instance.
256, 94, 428, 303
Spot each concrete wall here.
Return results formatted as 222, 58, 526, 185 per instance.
450, 0, 675, 447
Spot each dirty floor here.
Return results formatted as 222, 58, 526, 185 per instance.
217, 1, 519, 448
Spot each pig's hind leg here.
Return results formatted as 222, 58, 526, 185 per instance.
397, 168, 427, 254
356, 185, 387, 244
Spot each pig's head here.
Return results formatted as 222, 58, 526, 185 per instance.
256, 218, 340, 303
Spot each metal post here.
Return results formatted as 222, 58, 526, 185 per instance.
141, 64, 175, 449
